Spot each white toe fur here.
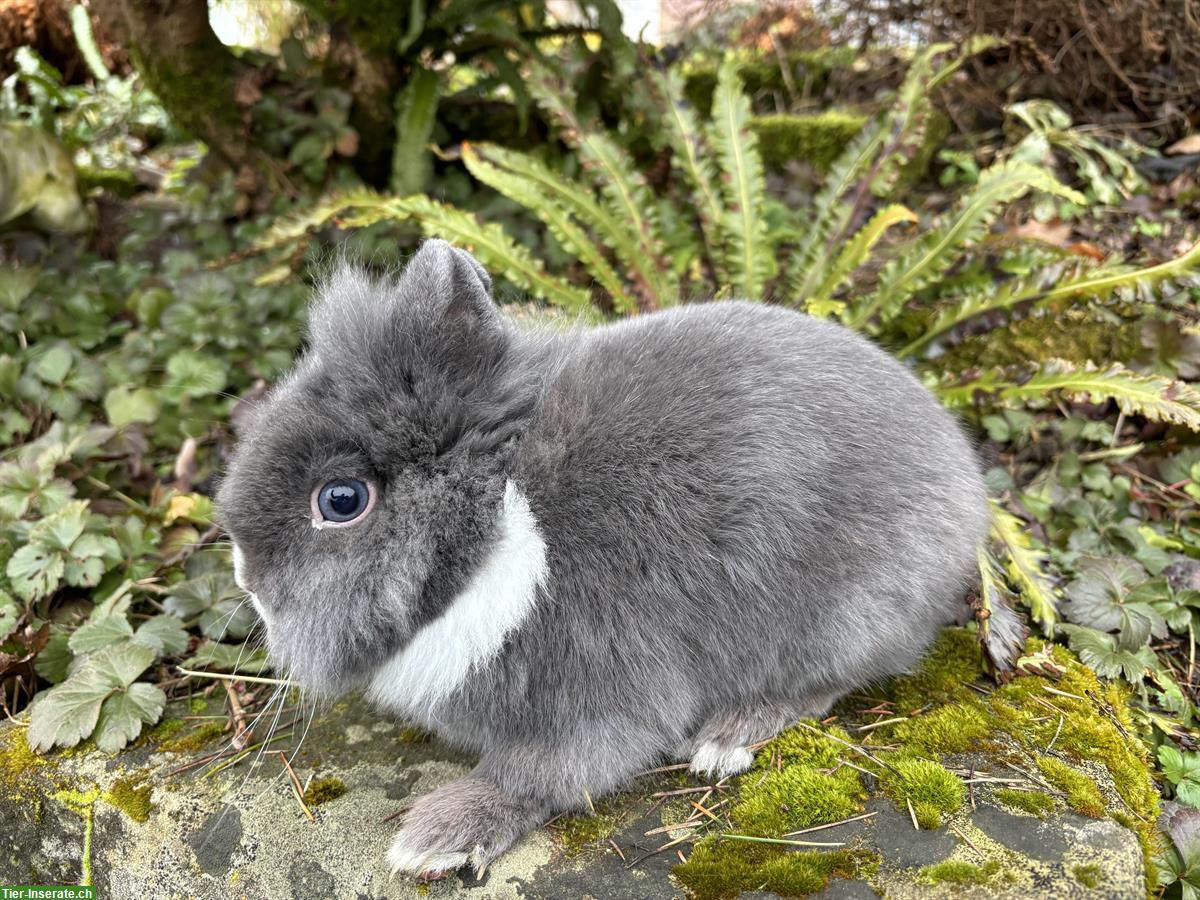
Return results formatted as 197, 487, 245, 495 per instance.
385, 837, 469, 877
690, 741, 754, 779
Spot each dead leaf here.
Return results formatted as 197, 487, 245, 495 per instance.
1166, 134, 1200, 155
1011, 218, 1072, 246
173, 436, 198, 492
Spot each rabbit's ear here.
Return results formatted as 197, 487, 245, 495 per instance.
401, 239, 499, 339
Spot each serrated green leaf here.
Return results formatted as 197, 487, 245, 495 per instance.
133, 614, 190, 656
0, 590, 19, 641
69, 614, 134, 654
104, 385, 162, 429
6, 542, 64, 600
166, 350, 227, 398
30, 343, 73, 384
711, 56, 775, 299
990, 502, 1060, 633
93, 682, 165, 752
184, 639, 271, 674
26, 668, 111, 751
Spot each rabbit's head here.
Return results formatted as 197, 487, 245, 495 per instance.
217, 241, 526, 695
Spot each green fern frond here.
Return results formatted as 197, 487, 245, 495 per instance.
710, 56, 776, 298
652, 68, 728, 283
463, 142, 656, 313
528, 67, 676, 307
244, 188, 387, 258
990, 501, 1058, 634
938, 359, 1200, 431
804, 204, 917, 314
849, 161, 1086, 330
899, 239, 1200, 357
462, 143, 635, 314
787, 116, 890, 303
394, 194, 594, 315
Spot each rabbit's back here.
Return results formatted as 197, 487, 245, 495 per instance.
505, 301, 988, 735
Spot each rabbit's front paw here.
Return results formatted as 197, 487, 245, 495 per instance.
385, 775, 539, 879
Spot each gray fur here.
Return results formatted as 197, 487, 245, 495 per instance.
216, 239, 990, 875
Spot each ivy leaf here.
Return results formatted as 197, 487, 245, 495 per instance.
133, 615, 189, 656
26, 642, 157, 751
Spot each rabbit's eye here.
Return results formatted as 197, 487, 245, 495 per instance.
313, 478, 374, 526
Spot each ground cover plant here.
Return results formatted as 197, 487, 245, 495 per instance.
2, 2, 1199, 895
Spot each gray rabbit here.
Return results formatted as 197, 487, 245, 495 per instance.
217, 239, 998, 877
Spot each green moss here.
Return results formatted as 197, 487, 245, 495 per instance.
1072, 862, 1103, 889
0, 730, 48, 788
553, 811, 619, 854
1035, 756, 1105, 818
919, 858, 1001, 885
142, 717, 185, 746
105, 776, 153, 822
731, 765, 863, 836
753, 723, 851, 770
158, 721, 226, 753
397, 726, 429, 744
302, 776, 346, 807
749, 111, 867, 171
880, 758, 964, 829
994, 788, 1055, 818
189, 697, 210, 714
935, 313, 1142, 373
673, 838, 877, 900
891, 700, 991, 756
888, 628, 985, 712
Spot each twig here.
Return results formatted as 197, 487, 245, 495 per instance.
720, 834, 845, 848
1046, 715, 1065, 752
853, 716, 909, 732
608, 839, 626, 862
783, 811, 878, 836
793, 721, 902, 776
223, 680, 253, 751
950, 824, 985, 858
279, 751, 314, 822
906, 797, 919, 831
177, 666, 295, 687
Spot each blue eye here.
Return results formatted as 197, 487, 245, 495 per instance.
314, 478, 373, 525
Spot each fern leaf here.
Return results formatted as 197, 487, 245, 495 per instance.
900, 239, 1200, 358
243, 189, 387, 258
711, 56, 776, 298
990, 501, 1058, 634
391, 69, 440, 195
849, 161, 1086, 330
528, 67, 676, 307
652, 68, 728, 283
804, 204, 917, 314
938, 359, 1200, 431
463, 143, 635, 314
787, 116, 890, 302
393, 194, 594, 315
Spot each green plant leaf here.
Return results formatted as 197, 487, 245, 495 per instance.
27, 641, 156, 751
133, 615, 190, 656
938, 360, 1200, 431
104, 385, 162, 429
0, 590, 19, 641
850, 160, 1086, 329
711, 55, 775, 299
391, 69, 440, 195
68, 613, 134, 654
165, 350, 228, 398
989, 502, 1060, 633
805, 204, 917, 311
184, 639, 271, 674
30, 343, 73, 383
93, 682, 166, 752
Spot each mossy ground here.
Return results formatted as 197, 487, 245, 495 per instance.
302, 776, 346, 807
551, 809, 620, 854
157, 721, 226, 753
674, 839, 878, 900
918, 858, 1001, 886
672, 629, 1159, 898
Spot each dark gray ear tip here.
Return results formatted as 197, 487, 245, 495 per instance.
450, 246, 493, 294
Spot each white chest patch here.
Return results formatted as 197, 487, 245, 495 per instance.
367, 480, 548, 723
